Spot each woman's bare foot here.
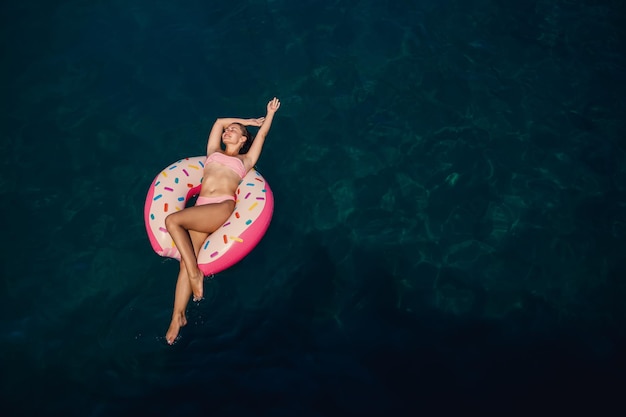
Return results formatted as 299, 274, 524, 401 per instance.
188, 268, 205, 301
165, 311, 188, 345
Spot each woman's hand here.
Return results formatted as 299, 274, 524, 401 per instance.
267, 97, 281, 114
248, 117, 265, 127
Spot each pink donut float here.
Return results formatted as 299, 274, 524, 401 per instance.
144, 155, 274, 276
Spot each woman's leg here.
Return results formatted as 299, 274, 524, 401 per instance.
165, 230, 208, 345
164, 200, 235, 300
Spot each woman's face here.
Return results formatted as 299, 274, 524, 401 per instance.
222, 124, 246, 145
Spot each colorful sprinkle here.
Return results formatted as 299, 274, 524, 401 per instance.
245, 192, 251, 199
187, 183, 194, 188
210, 251, 218, 258
189, 165, 199, 170
161, 171, 167, 178
223, 234, 228, 244
199, 161, 205, 168
164, 187, 174, 192
178, 197, 185, 201
245, 219, 252, 225
169, 165, 178, 170
230, 236, 243, 243
256, 197, 265, 200
183, 169, 189, 177
155, 181, 161, 187
249, 202, 258, 211
150, 214, 155, 220
235, 212, 240, 219
204, 240, 210, 250
223, 222, 231, 227
246, 183, 255, 186
153, 194, 163, 201
175, 178, 179, 184
164, 203, 169, 212
159, 227, 167, 233
255, 177, 263, 182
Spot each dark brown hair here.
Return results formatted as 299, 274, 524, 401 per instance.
233, 123, 255, 154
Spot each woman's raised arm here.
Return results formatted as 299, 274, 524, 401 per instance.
243, 98, 281, 167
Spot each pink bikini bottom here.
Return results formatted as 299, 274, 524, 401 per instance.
195, 195, 235, 206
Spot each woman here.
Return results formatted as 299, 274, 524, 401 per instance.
164, 97, 281, 344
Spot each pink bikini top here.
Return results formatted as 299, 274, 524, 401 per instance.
205, 152, 247, 179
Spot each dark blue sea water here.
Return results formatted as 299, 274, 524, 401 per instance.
2, 0, 625, 415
